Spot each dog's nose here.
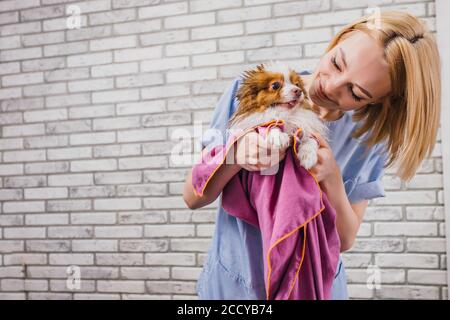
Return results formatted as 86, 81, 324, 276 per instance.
292, 87, 302, 97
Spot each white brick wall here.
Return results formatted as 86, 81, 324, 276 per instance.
0, 0, 446, 300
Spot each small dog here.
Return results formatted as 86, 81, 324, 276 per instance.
227, 61, 327, 169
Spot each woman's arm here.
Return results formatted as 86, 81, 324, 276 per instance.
183, 162, 242, 210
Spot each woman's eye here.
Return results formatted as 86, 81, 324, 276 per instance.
271, 82, 281, 90
349, 86, 362, 102
332, 56, 340, 71
352, 92, 362, 102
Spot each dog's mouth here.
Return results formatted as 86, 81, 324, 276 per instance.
277, 99, 299, 109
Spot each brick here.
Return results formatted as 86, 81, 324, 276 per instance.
118, 156, 167, 170
94, 198, 141, 211
117, 184, 166, 196
90, 35, 137, 51
96, 253, 144, 266
1, 279, 48, 291
26, 240, 70, 252
0, 61, 20, 75
0, 12, 19, 25
191, 23, 243, 40
91, 62, 139, 77
171, 239, 211, 252
25, 213, 68, 225
50, 279, 96, 292
138, 2, 188, 19
95, 226, 143, 238
167, 68, 216, 83
408, 270, 447, 285
144, 225, 195, 238
166, 40, 216, 57
164, 13, 215, 29
70, 212, 116, 224
89, 8, 136, 26
0, 215, 24, 227
121, 267, 169, 280
374, 222, 437, 236
69, 105, 115, 119
47, 200, 91, 211
43, 16, 87, 31
48, 173, 93, 186
98, 280, 145, 293
24, 83, 66, 97
93, 143, 140, 157
0, 240, 24, 253
145, 253, 195, 266
116, 73, 164, 88
3, 201, 45, 213
92, 89, 139, 103
376, 285, 439, 300
44, 41, 89, 57
66, 25, 112, 41
70, 132, 116, 146
68, 78, 114, 93
407, 238, 446, 253
117, 128, 166, 143
372, 191, 436, 205
0, 35, 21, 50
140, 30, 189, 46
67, 52, 113, 67
49, 253, 94, 265
113, 20, 161, 35
219, 6, 270, 23
275, 27, 331, 45
375, 253, 439, 269
0, 21, 41, 36
72, 240, 118, 252
191, 0, 241, 12
146, 281, 196, 294
304, 9, 361, 27
47, 147, 92, 161
48, 226, 94, 238
70, 159, 117, 172
4, 227, 46, 239
119, 239, 168, 252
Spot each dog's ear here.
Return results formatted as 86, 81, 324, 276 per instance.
256, 63, 265, 72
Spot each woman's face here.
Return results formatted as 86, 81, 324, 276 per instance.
308, 30, 392, 111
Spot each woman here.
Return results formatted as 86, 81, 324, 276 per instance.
183, 11, 441, 299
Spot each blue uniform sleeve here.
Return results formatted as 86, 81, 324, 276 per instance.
346, 143, 388, 204
200, 77, 241, 150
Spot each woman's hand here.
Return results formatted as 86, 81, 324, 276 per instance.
234, 130, 290, 171
308, 134, 342, 189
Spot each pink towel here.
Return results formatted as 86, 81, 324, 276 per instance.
192, 120, 340, 300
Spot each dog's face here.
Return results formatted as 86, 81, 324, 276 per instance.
232, 61, 310, 124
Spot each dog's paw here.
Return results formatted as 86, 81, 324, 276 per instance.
297, 140, 319, 169
267, 129, 290, 149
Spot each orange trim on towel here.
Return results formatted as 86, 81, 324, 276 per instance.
265, 161, 326, 300
292, 127, 303, 158
287, 223, 307, 300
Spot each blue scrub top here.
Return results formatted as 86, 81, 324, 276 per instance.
196, 71, 387, 300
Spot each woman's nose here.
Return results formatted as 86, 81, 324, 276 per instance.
324, 76, 343, 100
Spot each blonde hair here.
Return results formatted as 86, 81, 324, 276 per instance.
324, 10, 441, 181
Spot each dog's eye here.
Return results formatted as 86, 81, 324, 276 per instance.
271, 82, 281, 90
